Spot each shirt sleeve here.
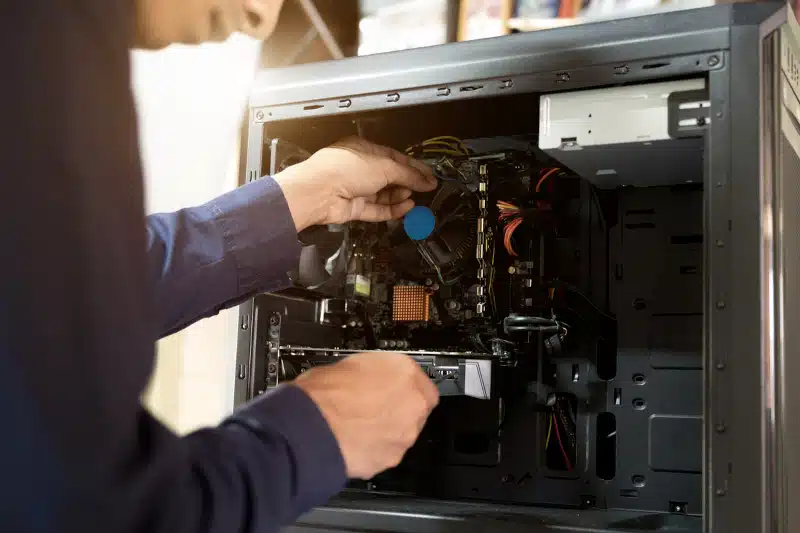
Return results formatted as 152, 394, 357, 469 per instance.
0, 4, 345, 533
147, 177, 302, 338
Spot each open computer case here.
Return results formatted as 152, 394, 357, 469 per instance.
234, 3, 800, 532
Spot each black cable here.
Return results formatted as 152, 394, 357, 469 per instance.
505, 315, 556, 326
471, 333, 489, 353
505, 325, 560, 333
308, 226, 352, 291
565, 401, 577, 427
504, 315, 561, 333
489, 338, 515, 346
550, 281, 616, 321
590, 184, 607, 230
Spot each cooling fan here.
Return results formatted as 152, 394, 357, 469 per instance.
391, 182, 477, 282
267, 138, 348, 290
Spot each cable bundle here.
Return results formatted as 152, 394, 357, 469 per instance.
405, 136, 472, 158
496, 167, 563, 256
497, 201, 523, 256
545, 396, 576, 471
536, 167, 560, 195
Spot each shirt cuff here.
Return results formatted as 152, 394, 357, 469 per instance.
207, 177, 302, 294
229, 385, 347, 508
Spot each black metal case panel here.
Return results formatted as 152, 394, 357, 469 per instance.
607, 186, 703, 514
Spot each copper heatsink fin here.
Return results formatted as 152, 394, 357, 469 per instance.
392, 285, 430, 322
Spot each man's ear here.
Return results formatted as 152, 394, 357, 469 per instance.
241, 0, 286, 40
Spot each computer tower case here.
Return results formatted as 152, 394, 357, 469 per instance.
234, 3, 800, 532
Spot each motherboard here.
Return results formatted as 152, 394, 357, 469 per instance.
258, 136, 616, 485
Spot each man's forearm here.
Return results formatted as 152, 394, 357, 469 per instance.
146, 177, 301, 338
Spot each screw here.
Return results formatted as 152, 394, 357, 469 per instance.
716, 361, 726, 370
716, 111, 723, 118
269, 314, 280, 326
715, 488, 726, 497
715, 423, 727, 433
708, 55, 720, 67
716, 240, 725, 248
255, 110, 265, 120
716, 300, 726, 310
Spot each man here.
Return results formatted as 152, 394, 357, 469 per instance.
1, 2, 439, 533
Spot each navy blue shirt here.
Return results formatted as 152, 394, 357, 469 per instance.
1, 2, 346, 533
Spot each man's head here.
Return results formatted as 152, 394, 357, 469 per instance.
135, 0, 286, 48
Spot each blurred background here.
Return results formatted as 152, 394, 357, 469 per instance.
261, 0, 723, 68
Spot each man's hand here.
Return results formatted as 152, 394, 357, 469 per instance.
293, 352, 439, 480
274, 137, 438, 232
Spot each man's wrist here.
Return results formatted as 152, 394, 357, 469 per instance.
274, 166, 331, 232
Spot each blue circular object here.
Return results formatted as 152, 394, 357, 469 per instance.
403, 206, 436, 241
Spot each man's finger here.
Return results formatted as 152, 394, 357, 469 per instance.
357, 199, 415, 222
332, 136, 437, 193
379, 158, 437, 194
375, 187, 413, 205
415, 374, 440, 412
349, 139, 436, 192
380, 149, 437, 191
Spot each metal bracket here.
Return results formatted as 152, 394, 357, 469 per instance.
266, 313, 282, 390
475, 165, 489, 316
